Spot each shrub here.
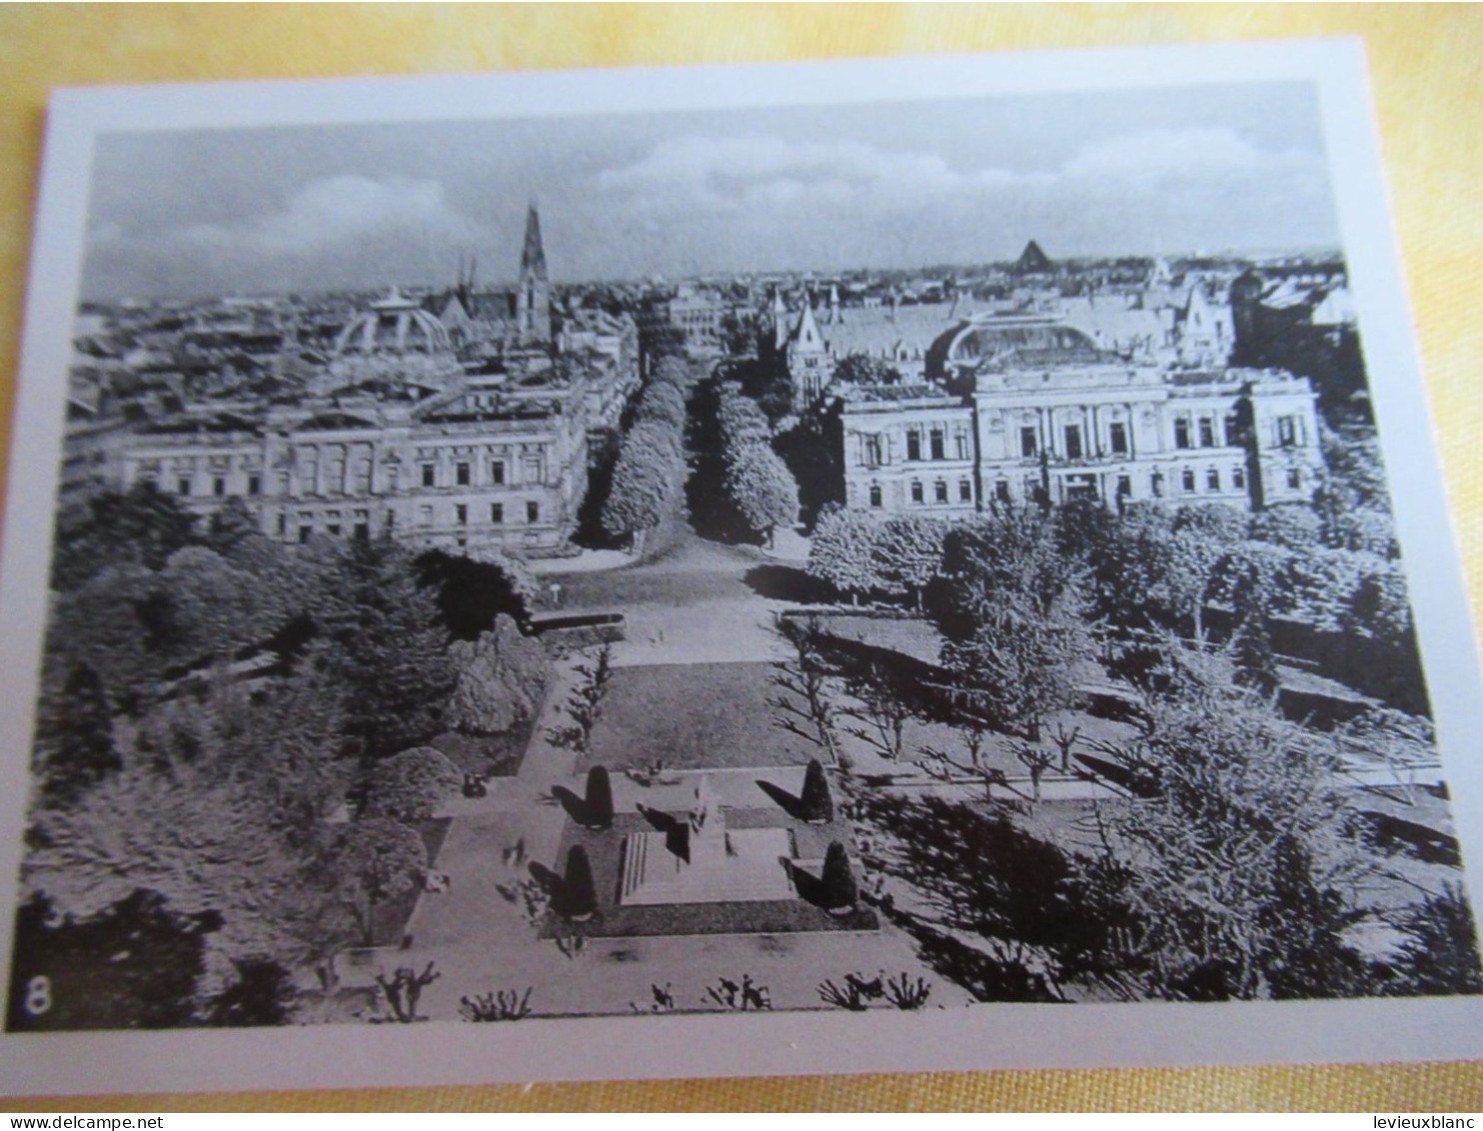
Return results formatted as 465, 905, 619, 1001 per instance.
820, 841, 858, 913
364, 746, 463, 822
563, 846, 598, 921
799, 759, 834, 823
584, 766, 615, 830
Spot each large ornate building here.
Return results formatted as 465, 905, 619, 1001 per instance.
837, 315, 1323, 516
75, 207, 638, 556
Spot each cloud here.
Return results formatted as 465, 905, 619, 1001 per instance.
175, 175, 474, 255
85, 175, 495, 298
595, 136, 1024, 213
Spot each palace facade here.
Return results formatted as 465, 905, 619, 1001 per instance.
72, 207, 638, 556
838, 315, 1323, 516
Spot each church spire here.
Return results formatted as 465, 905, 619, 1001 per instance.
515, 202, 551, 346
520, 202, 547, 277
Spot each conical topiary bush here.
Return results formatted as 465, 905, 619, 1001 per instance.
820, 841, 858, 915
584, 765, 614, 829
799, 758, 833, 823
563, 845, 598, 921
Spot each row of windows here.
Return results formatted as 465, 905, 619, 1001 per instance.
276, 499, 543, 543
866, 479, 974, 507
165, 455, 531, 498
862, 428, 972, 467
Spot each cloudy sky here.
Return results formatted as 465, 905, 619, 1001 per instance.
81, 81, 1338, 299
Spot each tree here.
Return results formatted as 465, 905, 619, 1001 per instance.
1079, 645, 1376, 1001
716, 389, 772, 449
635, 381, 687, 430
602, 421, 686, 543
931, 511, 1096, 741
562, 846, 598, 921
819, 842, 858, 914
584, 766, 615, 829
870, 514, 947, 609
798, 759, 834, 823
160, 545, 270, 662
1384, 885, 1483, 995
444, 615, 549, 736
203, 958, 299, 1027
806, 508, 882, 603
332, 818, 428, 948
34, 662, 120, 805
374, 962, 441, 1023
363, 746, 463, 822
415, 548, 536, 639
832, 352, 902, 386
50, 480, 200, 592
723, 442, 799, 546
306, 538, 455, 763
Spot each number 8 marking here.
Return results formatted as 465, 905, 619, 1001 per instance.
24, 975, 51, 1016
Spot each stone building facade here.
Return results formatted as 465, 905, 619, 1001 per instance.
834, 315, 1323, 516
87, 207, 630, 556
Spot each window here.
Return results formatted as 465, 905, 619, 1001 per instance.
491, 503, 504, 524
1064, 425, 1083, 460
929, 429, 945, 461
906, 430, 922, 461
276, 514, 286, 536
326, 524, 341, 537
422, 464, 436, 488
1199, 418, 1216, 448
910, 480, 924, 504
1225, 412, 1241, 445
456, 504, 468, 525
1109, 421, 1128, 455
491, 461, 506, 485
863, 435, 882, 468
1174, 417, 1192, 449
1117, 475, 1132, 498
298, 526, 312, 544
177, 477, 191, 496
934, 480, 949, 504
419, 505, 433, 527
1151, 471, 1165, 497
1182, 468, 1196, 492
1021, 427, 1038, 458
354, 511, 369, 540
213, 477, 226, 497
1206, 468, 1220, 491
1233, 466, 1246, 490
456, 461, 471, 486
247, 474, 261, 496
1277, 416, 1300, 446
955, 431, 970, 460
1287, 467, 1302, 489
959, 479, 973, 503
868, 484, 882, 508
527, 501, 540, 523
995, 481, 1011, 504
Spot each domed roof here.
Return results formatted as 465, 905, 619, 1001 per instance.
937, 316, 1105, 371
334, 288, 453, 357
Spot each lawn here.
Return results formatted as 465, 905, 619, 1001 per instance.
542, 811, 879, 939
577, 661, 816, 772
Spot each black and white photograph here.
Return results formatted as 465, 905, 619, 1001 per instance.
2, 40, 1482, 1093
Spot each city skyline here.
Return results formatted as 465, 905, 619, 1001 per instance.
81, 80, 1339, 300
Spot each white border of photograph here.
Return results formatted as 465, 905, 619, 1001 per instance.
2, 37, 1482, 1096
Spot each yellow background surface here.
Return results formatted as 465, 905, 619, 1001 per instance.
0, 3, 1480, 1112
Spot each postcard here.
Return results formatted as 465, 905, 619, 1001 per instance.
2, 38, 1481, 1096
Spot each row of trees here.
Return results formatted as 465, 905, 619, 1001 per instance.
713, 384, 799, 546
600, 354, 692, 553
